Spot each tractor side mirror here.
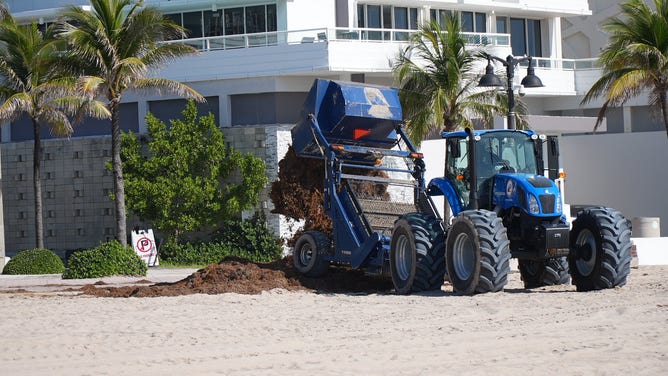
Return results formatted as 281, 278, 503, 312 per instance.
448, 139, 461, 158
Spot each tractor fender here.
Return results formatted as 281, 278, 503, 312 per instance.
427, 177, 464, 216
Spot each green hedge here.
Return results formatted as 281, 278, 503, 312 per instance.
161, 214, 283, 265
63, 241, 147, 279
2, 248, 65, 275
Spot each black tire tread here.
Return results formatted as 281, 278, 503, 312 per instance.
447, 210, 511, 294
392, 213, 446, 293
569, 207, 632, 291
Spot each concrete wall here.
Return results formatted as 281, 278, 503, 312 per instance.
560, 131, 668, 236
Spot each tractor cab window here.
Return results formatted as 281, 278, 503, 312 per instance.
477, 132, 539, 176
445, 138, 470, 208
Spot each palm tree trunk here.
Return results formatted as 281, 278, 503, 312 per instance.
110, 98, 127, 246
661, 92, 668, 138
32, 118, 44, 249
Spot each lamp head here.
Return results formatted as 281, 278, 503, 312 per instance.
478, 60, 504, 87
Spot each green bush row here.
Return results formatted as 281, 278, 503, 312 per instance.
2, 248, 65, 275
160, 214, 283, 265
63, 241, 147, 279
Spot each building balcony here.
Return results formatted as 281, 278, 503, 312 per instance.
156, 27, 601, 98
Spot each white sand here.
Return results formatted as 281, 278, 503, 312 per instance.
0, 266, 666, 375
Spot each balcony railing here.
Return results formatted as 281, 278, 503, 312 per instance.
162, 28, 600, 72
163, 27, 511, 51
522, 57, 600, 70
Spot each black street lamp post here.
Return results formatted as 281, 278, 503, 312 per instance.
478, 54, 544, 129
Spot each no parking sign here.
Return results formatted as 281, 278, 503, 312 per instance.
131, 229, 159, 266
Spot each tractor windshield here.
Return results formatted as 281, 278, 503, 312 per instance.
475, 131, 539, 181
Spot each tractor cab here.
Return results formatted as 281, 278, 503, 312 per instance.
435, 129, 558, 216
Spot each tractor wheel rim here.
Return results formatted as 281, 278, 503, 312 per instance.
575, 229, 596, 276
452, 232, 475, 280
299, 244, 313, 267
395, 234, 411, 281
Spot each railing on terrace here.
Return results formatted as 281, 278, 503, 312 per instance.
163, 27, 511, 51
522, 57, 600, 70
163, 28, 600, 71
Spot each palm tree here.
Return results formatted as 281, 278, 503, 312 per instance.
392, 14, 523, 144
582, 0, 668, 137
57, 0, 203, 245
0, 15, 109, 248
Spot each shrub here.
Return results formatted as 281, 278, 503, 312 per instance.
2, 248, 65, 275
63, 241, 147, 279
160, 213, 283, 265
160, 241, 233, 266
213, 212, 283, 263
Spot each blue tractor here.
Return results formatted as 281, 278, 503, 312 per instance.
428, 128, 632, 293
290, 79, 632, 294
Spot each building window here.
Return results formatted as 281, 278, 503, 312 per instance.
357, 4, 419, 40
18, 192, 25, 200
74, 209, 82, 217
47, 210, 56, 218
73, 151, 82, 159
430, 10, 486, 32
168, 4, 277, 40
503, 17, 542, 57
103, 208, 112, 216
47, 229, 55, 237
46, 191, 55, 199
77, 228, 85, 236
74, 170, 83, 179
74, 189, 82, 198
18, 211, 26, 220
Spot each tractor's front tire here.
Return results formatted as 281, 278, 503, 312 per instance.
390, 213, 445, 294
569, 207, 632, 291
293, 231, 330, 277
518, 257, 570, 289
445, 210, 510, 294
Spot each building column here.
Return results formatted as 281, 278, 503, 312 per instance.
623, 106, 633, 133
549, 17, 563, 64
1, 120, 10, 142
137, 101, 148, 134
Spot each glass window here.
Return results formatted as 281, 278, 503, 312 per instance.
183, 11, 202, 38
510, 18, 526, 56
461, 11, 473, 32
367, 5, 381, 28
358, 4, 365, 28
267, 4, 277, 32
410, 8, 418, 29
394, 7, 408, 29
164, 13, 182, 40
246, 5, 266, 34
496, 16, 507, 33
475, 12, 486, 32
383, 6, 392, 29
225, 7, 244, 35
527, 19, 542, 57
204, 10, 223, 37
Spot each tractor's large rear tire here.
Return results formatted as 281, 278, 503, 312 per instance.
445, 210, 510, 294
390, 213, 445, 294
569, 207, 632, 291
293, 231, 330, 277
518, 257, 570, 289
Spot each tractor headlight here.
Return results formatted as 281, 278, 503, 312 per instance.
529, 194, 540, 214
556, 197, 563, 213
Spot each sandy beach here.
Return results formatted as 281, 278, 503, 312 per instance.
0, 265, 666, 375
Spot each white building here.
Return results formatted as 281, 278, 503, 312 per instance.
1, 0, 665, 259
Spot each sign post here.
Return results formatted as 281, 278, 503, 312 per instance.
131, 229, 159, 266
